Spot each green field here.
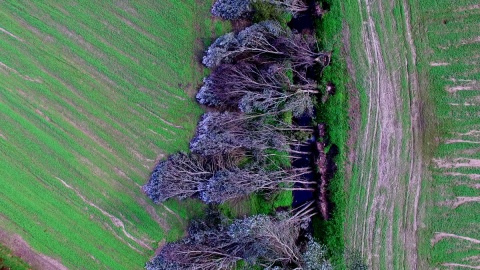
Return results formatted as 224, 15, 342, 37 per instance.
311, 1, 350, 266
0, 242, 29, 270
331, 0, 480, 268
411, 0, 480, 268
331, 0, 425, 268
0, 1, 229, 269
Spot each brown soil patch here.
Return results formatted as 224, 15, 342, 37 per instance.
449, 102, 478, 106
114, 14, 158, 43
152, 239, 166, 259
444, 172, 480, 180
455, 4, 480, 12
0, 230, 67, 270
465, 255, 480, 263
315, 125, 330, 220
0, 61, 42, 83
162, 205, 184, 225
430, 62, 450, 66
458, 130, 480, 137
137, 198, 170, 232
446, 139, 480, 144
446, 80, 480, 93
342, 19, 361, 186
136, 104, 183, 129
57, 25, 107, 62
451, 196, 480, 208
434, 158, 480, 168
442, 263, 480, 269
431, 232, 480, 246
459, 36, 480, 46
447, 85, 479, 93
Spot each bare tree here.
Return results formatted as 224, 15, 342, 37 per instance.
200, 167, 315, 203
143, 152, 240, 203
148, 203, 316, 269
264, 0, 309, 17
159, 243, 241, 270
276, 33, 331, 69
203, 22, 329, 70
226, 203, 316, 268
203, 21, 285, 68
190, 112, 313, 156
197, 63, 318, 116
210, 0, 312, 20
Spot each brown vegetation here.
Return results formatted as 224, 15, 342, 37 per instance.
315, 123, 330, 220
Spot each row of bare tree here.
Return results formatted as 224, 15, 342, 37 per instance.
199, 21, 329, 117
144, 24, 330, 201
143, 151, 314, 204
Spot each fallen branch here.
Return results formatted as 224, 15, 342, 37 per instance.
315, 123, 329, 220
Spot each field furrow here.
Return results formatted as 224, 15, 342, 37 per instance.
342, 0, 424, 268
0, 1, 227, 269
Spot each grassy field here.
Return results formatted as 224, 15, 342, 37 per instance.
0, 1, 229, 269
312, 0, 350, 266
333, 0, 479, 268
333, 0, 425, 268
410, 0, 480, 268
0, 242, 29, 270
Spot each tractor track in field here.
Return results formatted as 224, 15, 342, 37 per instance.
345, 0, 424, 269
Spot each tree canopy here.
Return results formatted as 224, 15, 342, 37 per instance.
146, 205, 320, 269
211, 0, 310, 20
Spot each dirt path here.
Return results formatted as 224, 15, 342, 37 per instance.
432, 232, 480, 246
344, 0, 424, 268
0, 229, 67, 270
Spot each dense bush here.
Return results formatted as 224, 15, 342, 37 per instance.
302, 237, 333, 270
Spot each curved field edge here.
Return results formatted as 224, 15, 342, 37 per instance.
0, 1, 229, 269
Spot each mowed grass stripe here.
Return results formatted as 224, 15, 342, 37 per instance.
0, 140, 144, 268
0, 24, 191, 159
0, 0, 224, 268
0, 97, 160, 247
411, 0, 480, 268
